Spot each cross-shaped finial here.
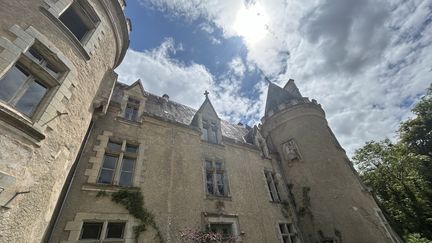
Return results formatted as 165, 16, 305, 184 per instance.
204, 90, 209, 98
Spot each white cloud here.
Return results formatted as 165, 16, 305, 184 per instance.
116, 39, 263, 124
116, 38, 213, 108
134, 0, 432, 157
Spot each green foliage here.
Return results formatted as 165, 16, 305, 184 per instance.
405, 233, 432, 243
353, 85, 432, 241
111, 190, 163, 242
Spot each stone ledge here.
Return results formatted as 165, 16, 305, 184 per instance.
0, 103, 45, 141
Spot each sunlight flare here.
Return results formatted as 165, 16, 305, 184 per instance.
233, 3, 269, 45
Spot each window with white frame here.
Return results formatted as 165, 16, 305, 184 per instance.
80, 221, 126, 241
202, 119, 218, 143
265, 171, 281, 202
59, 0, 99, 43
278, 223, 299, 243
124, 97, 139, 121
0, 44, 67, 118
205, 160, 229, 197
97, 139, 138, 187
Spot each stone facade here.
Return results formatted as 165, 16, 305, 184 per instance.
48, 81, 401, 243
0, 0, 128, 242
1, 1, 401, 243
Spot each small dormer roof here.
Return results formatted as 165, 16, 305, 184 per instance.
191, 91, 220, 126
125, 79, 145, 96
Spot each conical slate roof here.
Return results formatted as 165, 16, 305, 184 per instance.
264, 81, 302, 115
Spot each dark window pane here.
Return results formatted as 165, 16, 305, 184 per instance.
206, 172, 214, 194
45, 62, 60, 78
27, 48, 44, 64
205, 160, 213, 170
121, 158, 135, 172
80, 222, 103, 240
107, 141, 122, 151
279, 224, 287, 234
215, 162, 223, 170
15, 80, 47, 116
0, 65, 29, 102
125, 106, 138, 120
59, 4, 90, 41
106, 222, 125, 239
282, 236, 289, 243
126, 144, 138, 153
119, 172, 132, 187
102, 155, 118, 170
216, 173, 225, 195
98, 169, 114, 184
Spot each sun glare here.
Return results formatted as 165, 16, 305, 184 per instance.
234, 3, 269, 45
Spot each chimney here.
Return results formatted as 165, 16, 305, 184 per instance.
162, 94, 169, 101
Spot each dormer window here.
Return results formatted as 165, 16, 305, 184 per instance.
202, 119, 218, 143
124, 97, 139, 121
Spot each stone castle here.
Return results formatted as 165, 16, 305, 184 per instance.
0, 1, 401, 242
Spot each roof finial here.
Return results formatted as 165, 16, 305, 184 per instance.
204, 90, 209, 98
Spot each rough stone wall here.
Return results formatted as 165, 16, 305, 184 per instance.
49, 106, 294, 243
262, 102, 396, 243
0, 0, 122, 242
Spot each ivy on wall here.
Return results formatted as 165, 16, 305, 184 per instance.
110, 189, 164, 243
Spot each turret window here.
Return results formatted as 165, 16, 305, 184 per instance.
0, 44, 66, 118
59, 0, 99, 43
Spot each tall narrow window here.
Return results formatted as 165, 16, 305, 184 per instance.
59, 0, 99, 43
279, 223, 298, 243
205, 160, 229, 197
124, 97, 139, 121
265, 171, 281, 202
0, 46, 66, 117
202, 120, 218, 143
97, 140, 137, 187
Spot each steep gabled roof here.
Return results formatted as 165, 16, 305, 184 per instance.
125, 79, 145, 96
264, 80, 303, 115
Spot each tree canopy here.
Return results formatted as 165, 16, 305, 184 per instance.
353, 84, 432, 242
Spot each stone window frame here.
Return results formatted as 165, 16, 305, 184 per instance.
277, 222, 300, 243
79, 220, 126, 241
264, 170, 282, 203
0, 25, 76, 142
40, 0, 103, 60
200, 118, 222, 144
96, 139, 138, 187
203, 158, 231, 199
85, 131, 144, 188
202, 213, 241, 242
374, 208, 402, 243
119, 94, 145, 124
63, 212, 138, 242
1, 42, 69, 119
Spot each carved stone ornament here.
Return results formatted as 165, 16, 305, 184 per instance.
283, 139, 300, 161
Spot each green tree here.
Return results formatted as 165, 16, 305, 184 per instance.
400, 85, 432, 160
353, 84, 432, 240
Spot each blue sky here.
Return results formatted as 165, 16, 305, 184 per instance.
116, 0, 432, 156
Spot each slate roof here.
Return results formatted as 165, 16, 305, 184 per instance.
112, 83, 251, 143
264, 82, 301, 115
